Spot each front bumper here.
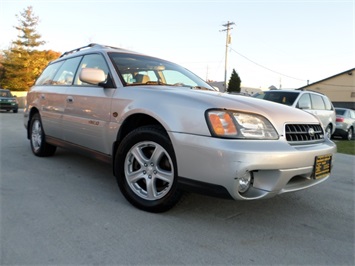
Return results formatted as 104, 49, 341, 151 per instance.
170, 132, 336, 200
0, 103, 18, 111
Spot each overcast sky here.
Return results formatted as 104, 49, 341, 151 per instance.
1, 0, 354, 89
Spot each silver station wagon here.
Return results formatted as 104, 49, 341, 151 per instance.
24, 44, 336, 212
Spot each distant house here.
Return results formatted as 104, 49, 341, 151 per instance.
207, 81, 263, 95
297, 68, 355, 109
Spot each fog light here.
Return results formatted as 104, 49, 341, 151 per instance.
238, 171, 253, 193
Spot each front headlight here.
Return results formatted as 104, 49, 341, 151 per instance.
206, 110, 279, 139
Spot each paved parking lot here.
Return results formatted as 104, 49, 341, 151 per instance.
1, 111, 354, 265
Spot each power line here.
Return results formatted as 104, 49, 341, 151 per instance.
229, 47, 307, 82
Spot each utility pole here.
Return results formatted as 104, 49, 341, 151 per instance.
221, 21, 235, 91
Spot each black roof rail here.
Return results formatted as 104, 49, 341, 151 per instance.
59, 43, 128, 58
60, 43, 100, 58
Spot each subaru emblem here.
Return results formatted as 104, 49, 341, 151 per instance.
308, 128, 315, 137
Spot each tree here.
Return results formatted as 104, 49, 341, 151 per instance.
0, 6, 60, 91
0, 54, 4, 82
227, 69, 241, 93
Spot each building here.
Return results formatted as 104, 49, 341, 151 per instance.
298, 68, 355, 109
207, 81, 264, 95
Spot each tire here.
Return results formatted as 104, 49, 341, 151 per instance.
344, 127, 353, 141
325, 125, 332, 139
13, 109, 18, 113
115, 126, 182, 213
29, 113, 57, 157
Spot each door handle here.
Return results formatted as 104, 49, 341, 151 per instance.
66, 96, 74, 103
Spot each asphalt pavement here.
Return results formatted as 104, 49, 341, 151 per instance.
1, 111, 354, 265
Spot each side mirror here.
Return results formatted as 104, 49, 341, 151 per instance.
79, 68, 106, 85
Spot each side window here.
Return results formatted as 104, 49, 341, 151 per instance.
74, 54, 109, 86
322, 96, 333, 110
52, 57, 82, 85
35, 61, 64, 85
297, 93, 311, 109
310, 94, 325, 110
350, 110, 355, 119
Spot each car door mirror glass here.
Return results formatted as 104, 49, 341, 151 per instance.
79, 68, 106, 85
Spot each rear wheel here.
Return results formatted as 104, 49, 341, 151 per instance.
115, 126, 182, 213
29, 113, 57, 157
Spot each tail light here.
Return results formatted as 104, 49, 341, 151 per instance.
336, 117, 344, 122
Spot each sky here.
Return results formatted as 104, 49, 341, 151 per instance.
0, 0, 354, 89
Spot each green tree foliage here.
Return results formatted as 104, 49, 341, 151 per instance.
0, 54, 4, 82
0, 6, 60, 91
227, 69, 241, 93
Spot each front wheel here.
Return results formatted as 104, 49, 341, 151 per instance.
344, 127, 353, 141
115, 126, 182, 213
29, 113, 57, 157
325, 125, 332, 139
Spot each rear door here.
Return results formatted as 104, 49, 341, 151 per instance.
32, 60, 67, 139
308, 93, 327, 126
308, 94, 335, 132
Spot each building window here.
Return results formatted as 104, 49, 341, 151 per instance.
351, 92, 355, 98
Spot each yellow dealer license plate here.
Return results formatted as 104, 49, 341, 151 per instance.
313, 154, 332, 179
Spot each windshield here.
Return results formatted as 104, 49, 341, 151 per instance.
0, 90, 13, 97
109, 52, 213, 90
254, 91, 299, 106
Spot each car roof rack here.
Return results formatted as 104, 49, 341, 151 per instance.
60, 43, 97, 58
60, 43, 127, 58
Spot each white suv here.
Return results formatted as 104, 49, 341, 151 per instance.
24, 44, 336, 212
254, 90, 336, 137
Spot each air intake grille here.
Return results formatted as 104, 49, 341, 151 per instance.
285, 124, 324, 144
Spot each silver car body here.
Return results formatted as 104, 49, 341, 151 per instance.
332, 108, 355, 140
24, 44, 336, 210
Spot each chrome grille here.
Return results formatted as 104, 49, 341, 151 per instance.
285, 124, 324, 144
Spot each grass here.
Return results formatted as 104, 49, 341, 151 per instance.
332, 139, 355, 155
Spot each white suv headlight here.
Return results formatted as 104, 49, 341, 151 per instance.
206, 110, 279, 139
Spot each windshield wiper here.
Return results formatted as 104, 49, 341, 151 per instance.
126, 81, 168, 86
190, 86, 212, 91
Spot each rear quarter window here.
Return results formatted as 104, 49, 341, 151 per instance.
35, 61, 64, 85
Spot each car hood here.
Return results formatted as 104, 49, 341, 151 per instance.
119, 85, 321, 136
169, 86, 319, 120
